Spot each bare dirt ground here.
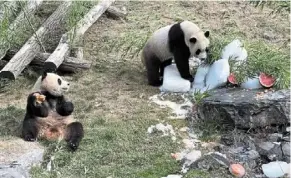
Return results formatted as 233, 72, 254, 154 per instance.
0, 1, 289, 178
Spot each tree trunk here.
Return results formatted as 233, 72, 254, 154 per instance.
33, 53, 92, 72
0, 0, 44, 60
43, 0, 115, 72
0, 53, 92, 72
0, 1, 72, 80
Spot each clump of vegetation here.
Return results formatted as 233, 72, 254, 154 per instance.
206, 35, 290, 89
234, 41, 290, 89
250, 0, 290, 14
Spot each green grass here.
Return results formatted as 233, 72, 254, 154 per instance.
30, 115, 180, 178
184, 170, 211, 178
0, 106, 25, 138
0, 1, 290, 178
235, 41, 290, 89
250, 0, 290, 14
207, 35, 290, 89
66, 1, 98, 48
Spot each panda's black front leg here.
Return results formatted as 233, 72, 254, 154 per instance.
56, 96, 74, 116
173, 50, 194, 83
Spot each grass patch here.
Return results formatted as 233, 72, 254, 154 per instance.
184, 170, 211, 178
0, 106, 25, 138
250, 0, 290, 14
31, 116, 180, 178
235, 41, 290, 89
206, 34, 290, 89
66, 1, 98, 48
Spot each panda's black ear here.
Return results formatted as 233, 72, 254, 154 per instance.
41, 71, 47, 81
189, 37, 196, 43
204, 31, 210, 38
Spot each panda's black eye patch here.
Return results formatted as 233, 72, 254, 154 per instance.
205, 48, 209, 52
196, 49, 201, 55
58, 78, 62, 85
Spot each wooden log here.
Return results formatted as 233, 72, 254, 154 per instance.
0, 0, 44, 60
106, 6, 127, 19
33, 53, 92, 72
43, 0, 115, 72
0, 53, 92, 73
0, 1, 72, 80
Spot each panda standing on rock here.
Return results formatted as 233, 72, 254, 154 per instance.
21, 72, 84, 151
141, 20, 210, 86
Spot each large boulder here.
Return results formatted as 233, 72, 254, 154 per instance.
0, 139, 44, 178
196, 88, 290, 129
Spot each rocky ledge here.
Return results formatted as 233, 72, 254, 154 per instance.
197, 88, 290, 129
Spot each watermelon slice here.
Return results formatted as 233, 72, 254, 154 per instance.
228, 73, 238, 85
259, 73, 276, 88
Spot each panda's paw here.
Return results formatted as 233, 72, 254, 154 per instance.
24, 134, 36, 142
188, 77, 194, 83
64, 102, 74, 113
68, 142, 79, 151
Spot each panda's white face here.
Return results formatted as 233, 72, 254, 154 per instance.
187, 31, 210, 61
41, 73, 70, 96
180, 21, 210, 61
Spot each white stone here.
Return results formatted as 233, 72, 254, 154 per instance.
179, 127, 189, 132
147, 123, 175, 136
182, 139, 195, 149
181, 150, 202, 173
262, 161, 290, 178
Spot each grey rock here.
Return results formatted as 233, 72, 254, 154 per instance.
190, 152, 230, 170
281, 135, 290, 142
257, 142, 275, 151
282, 142, 290, 157
196, 88, 290, 129
263, 31, 276, 41
246, 150, 260, 160
255, 142, 283, 161
0, 139, 44, 178
269, 133, 283, 142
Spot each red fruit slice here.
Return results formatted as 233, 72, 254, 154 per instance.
259, 73, 276, 88
228, 73, 238, 84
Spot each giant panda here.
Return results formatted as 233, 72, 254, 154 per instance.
22, 72, 84, 151
141, 20, 210, 86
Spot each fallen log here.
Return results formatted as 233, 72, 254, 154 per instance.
43, 0, 115, 72
0, 53, 92, 73
0, 0, 44, 60
0, 1, 72, 80
33, 53, 92, 72
106, 6, 127, 19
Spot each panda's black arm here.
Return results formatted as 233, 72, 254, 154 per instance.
56, 96, 74, 116
173, 49, 194, 82
27, 93, 49, 117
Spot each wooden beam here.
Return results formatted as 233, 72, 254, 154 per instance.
0, 1, 72, 80
43, 0, 115, 72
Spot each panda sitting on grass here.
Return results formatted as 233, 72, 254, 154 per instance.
22, 72, 84, 151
